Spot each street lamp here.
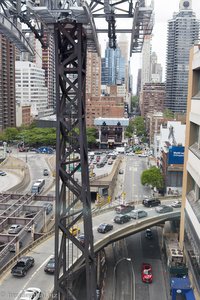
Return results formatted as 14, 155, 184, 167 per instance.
112, 257, 135, 300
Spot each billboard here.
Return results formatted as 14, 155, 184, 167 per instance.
168, 146, 184, 165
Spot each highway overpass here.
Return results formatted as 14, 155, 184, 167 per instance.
0, 201, 180, 300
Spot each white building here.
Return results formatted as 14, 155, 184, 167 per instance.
180, 45, 200, 299
15, 61, 49, 117
158, 121, 186, 155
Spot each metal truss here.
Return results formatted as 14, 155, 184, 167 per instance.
54, 22, 96, 299
0, 1, 154, 299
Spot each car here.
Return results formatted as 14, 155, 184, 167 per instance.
145, 228, 153, 239
24, 211, 37, 218
0, 171, 7, 176
142, 198, 161, 207
97, 223, 113, 233
43, 168, 49, 176
155, 204, 173, 214
69, 225, 80, 236
138, 153, 147, 157
44, 257, 55, 274
141, 263, 153, 283
171, 200, 182, 208
11, 256, 34, 277
19, 287, 41, 300
115, 204, 135, 214
119, 169, 124, 174
78, 234, 85, 247
8, 224, 23, 234
43, 202, 53, 214
113, 214, 131, 224
9, 241, 23, 252
127, 209, 148, 219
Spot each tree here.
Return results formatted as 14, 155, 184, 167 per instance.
141, 166, 164, 191
133, 116, 146, 137
163, 108, 174, 119
131, 95, 139, 109
86, 127, 97, 148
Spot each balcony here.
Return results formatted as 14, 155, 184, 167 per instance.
189, 143, 200, 160
186, 190, 200, 223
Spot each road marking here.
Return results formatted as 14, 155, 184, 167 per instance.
14, 255, 52, 300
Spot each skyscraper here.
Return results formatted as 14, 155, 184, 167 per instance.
141, 35, 152, 88
0, 35, 16, 132
101, 45, 126, 86
165, 0, 199, 113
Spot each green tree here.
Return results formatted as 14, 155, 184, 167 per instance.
141, 166, 164, 191
163, 108, 174, 119
86, 127, 97, 147
133, 116, 146, 137
131, 95, 139, 109
4, 127, 19, 142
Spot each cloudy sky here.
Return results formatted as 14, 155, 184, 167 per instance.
130, 0, 200, 93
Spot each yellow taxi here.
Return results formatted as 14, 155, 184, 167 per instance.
69, 225, 80, 236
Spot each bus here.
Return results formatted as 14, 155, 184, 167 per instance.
31, 179, 45, 194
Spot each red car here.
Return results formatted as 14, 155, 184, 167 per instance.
141, 263, 153, 283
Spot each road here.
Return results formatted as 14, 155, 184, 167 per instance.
0, 201, 180, 300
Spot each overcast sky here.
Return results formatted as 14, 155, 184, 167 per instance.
130, 0, 200, 93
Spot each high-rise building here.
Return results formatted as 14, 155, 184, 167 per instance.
140, 82, 165, 117
86, 51, 101, 99
165, 0, 199, 113
15, 61, 49, 118
151, 52, 163, 83
101, 45, 126, 86
20, 30, 56, 111
180, 45, 200, 299
141, 35, 152, 88
0, 35, 16, 132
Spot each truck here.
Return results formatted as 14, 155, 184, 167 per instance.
11, 256, 34, 277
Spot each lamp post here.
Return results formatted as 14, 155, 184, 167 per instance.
112, 257, 135, 300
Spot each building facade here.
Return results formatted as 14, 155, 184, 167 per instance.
165, 0, 199, 113
140, 82, 165, 117
94, 117, 129, 148
15, 61, 49, 118
180, 45, 200, 299
101, 45, 126, 86
0, 35, 16, 132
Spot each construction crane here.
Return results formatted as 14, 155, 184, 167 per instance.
0, 1, 153, 299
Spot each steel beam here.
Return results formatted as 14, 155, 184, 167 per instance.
54, 22, 96, 300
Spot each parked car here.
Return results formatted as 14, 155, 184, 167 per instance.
155, 205, 173, 214
171, 200, 182, 208
19, 287, 41, 300
115, 204, 135, 214
142, 198, 161, 207
43, 168, 49, 176
44, 257, 55, 274
141, 263, 153, 283
11, 256, 34, 277
9, 241, 23, 252
97, 223, 113, 233
78, 234, 85, 247
127, 209, 148, 219
43, 202, 53, 215
145, 228, 153, 239
114, 214, 131, 224
69, 225, 80, 236
0, 171, 7, 176
8, 224, 23, 234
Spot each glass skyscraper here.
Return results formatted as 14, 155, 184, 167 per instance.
165, 0, 199, 113
101, 45, 126, 86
